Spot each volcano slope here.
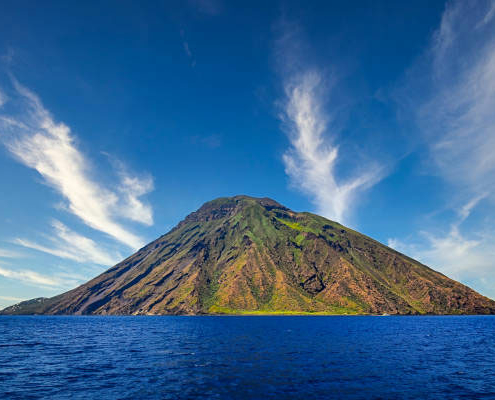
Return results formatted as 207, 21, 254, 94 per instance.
2, 196, 495, 315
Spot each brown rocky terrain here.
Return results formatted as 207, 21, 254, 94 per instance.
2, 195, 495, 315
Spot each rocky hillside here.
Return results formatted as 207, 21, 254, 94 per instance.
2, 195, 495, 315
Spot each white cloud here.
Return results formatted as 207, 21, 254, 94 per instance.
458, 193, 487, 221
388, 197, 495, 299
412, 0, 495, 198
118, 174, 154, 225
0, 266, 80, 289
391, 5, 495, 299
15, 238, 78, 261
114, 164, 154, 226
0, 248, 21, 258
281, 71, 382, 223
15, 220, 119, 266
0, 79, 154, 250
390, 227, 484, 279
0, 295, 25, 302
389, 1, 495, 300
389, 227, 495, 298
476, 1, 495, 28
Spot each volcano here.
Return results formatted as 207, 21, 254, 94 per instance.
2, 195, 494, 315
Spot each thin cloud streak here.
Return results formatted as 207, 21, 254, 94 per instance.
0, 79, 154, 250
388, 226, 495, 298
0, 295, 25, 302
113, 161, 154, 226
476, 1, 495, 28
390, 0, 495, 299
15, 220, 119, 266
0, 248, 22, 258
411, 0, 495, 197
388, 197, 495, 299
281, 71, 382, 223
0, 265, 81, 289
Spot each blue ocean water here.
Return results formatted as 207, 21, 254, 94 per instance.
0, 316, 494, 399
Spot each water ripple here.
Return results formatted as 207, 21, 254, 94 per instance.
0, 316, 494, 399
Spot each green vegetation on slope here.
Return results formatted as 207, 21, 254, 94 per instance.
2, 195, 494, 316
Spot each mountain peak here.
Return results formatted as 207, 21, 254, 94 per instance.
2, 195, 494, 316
182, 195, 289, 225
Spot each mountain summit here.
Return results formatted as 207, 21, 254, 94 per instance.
2, 195, 494, 315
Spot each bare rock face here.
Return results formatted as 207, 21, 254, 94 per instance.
2, 195, 495, 315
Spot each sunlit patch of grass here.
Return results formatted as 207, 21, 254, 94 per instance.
207, 305, 362, 315
277, 218, 303, 231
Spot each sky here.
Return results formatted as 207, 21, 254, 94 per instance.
1, 0, 495, 308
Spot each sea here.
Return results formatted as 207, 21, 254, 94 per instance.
0, 315, 494, 399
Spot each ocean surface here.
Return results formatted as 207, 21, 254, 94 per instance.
1, 316, 494, 399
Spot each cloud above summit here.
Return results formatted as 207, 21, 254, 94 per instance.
274, 20, 383, 223
281, 71, 382, 223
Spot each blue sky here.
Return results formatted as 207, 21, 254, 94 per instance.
1, 0, 495, 308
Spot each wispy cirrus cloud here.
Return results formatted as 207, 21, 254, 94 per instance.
14, 220, 119, 266
0, 295, 27, 309
388, 195, 491, 281
389, 228, 495, 296
388, 199, 495, 299
0, 79, 154, 250
391, 0, 495, 299
0, 248, 21, 258
281, 71, 382, 223
274, 18, 383, 223
404, 0, 495, 198
0, 295, 25, 302
117, 173, 154, 226
0, 265, 82, 289
107, 156, 154, 226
